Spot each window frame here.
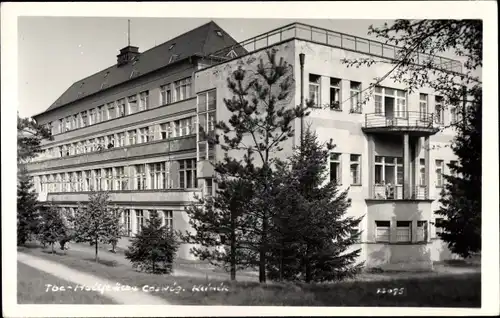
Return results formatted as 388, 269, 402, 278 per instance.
349, 154, 362, 185
375, 220, 390, 243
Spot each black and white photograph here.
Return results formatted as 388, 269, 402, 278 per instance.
1, 1, 498, 317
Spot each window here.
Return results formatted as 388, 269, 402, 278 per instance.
123, 210, 132, 236
329, 153, 341, 184
97, 105, 107, 122
136, 210, 145, 233
128, 130, 137, 145
174, 77, 191, 102
116, 132, 126, 148
178, 159, 197, 189
396, 221, 411, 242
435, 96, 444, 124
350, 154, 361, 185
134, 165, 146, 190
117, 99, 126, 117
84, 170, 91, 191
350, 81, 362, 113
375, 221, 390, 242
58, 119, 64, 134
419, 159, 426, 186
89, 109, 96, 125
374, 86, 406, 118
417, 221, 428, 242
160, 84, 172, 105
450, 106, 457, 124
329, 78, 341, 110
115, 167, 128, 190
160, 123, 172, 140
149, 162, 168, 189
374, 156, 404, 186
139, 91, 149, 111
198, 90, 217, 159
65, 116, 71, 131
435, 218, 444, 237
435, 159, 444, 187
72, 115, 78, 130
138, 127, 152, 143
128, 95, 138, 114
162, 210, 173, 231
107, 102, 116, 120
419, 93, 428, 120
95, 169, 102, 191
107, 135, 115, 149
104, 168, 113, 190
308, 74, 321, 107
205, 178, 213, 196
81, 111, 88, 127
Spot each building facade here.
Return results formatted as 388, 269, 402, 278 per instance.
26, 21, 461, 269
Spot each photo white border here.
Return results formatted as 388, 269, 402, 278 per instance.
2, 1, 498, 317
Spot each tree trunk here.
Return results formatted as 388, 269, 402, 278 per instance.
259, 211, 267, 283
305, 243, 311, 283
51, 243, 54, 254
230, 213, 236, 281
95, 238, 99, 263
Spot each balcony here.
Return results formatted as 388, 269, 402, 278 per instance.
25, 136, 196, 173
362, 112, 440, 136
42, 189, 202, 205
370, 184, 429, 200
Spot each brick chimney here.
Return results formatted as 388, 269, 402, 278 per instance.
117, 46, 140, 67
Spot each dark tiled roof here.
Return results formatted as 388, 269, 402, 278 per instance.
44, 21, 244, 114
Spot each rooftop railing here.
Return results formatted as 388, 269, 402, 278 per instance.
205, 22, 463, 73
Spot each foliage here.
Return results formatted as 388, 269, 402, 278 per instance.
17, 113, 53, 164
435, 87, 481, 258
38, 204, 68, 253
182, 176, 257, 280
17, 167, 42, 245
72, 191, 122, 262
267, 129, 364, 282
125, 210, 179, 274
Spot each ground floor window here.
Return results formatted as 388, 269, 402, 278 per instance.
417, 220, 428, 242
136, 210, 145, 234
396, 221, 412, 243
375, 221, 390, 242
123, 210, 131, 236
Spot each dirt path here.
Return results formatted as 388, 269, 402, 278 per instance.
17, 252, 171, 305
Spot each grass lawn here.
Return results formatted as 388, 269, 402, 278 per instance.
19, 246, 480, 307
17, 262, 115, 304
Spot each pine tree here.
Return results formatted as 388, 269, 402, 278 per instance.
17, 113, 53, 164
17, 167, 42, 245
125, 210, 179, 274
208, 49, 307, 283
73, 191, 122, 262
268, 129, 364, 282
39, 204, 67, 254
435, 87, 481, 258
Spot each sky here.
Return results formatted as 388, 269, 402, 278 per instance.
18, 17, 396, 118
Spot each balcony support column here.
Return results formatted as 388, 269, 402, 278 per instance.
403, 133, 411, 199
367, 134, 375, 198
424, 136, 430, 198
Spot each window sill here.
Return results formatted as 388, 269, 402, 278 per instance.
350, 183, 362, 187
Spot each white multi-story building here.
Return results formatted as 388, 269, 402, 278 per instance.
26, 21, 461, 270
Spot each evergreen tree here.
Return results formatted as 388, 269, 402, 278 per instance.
73, 191, 121, 262
268, 129, 364, 282
38, 204, 67, 254
182, 172, 257, 280
125, 210, 179, 274
208, 49, 308, 283
435, 87, 481, 258
17, 113, 53, 164
17, 167, 42, 245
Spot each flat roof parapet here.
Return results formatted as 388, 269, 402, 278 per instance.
201, 22, 463, 74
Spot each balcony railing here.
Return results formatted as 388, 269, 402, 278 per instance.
364, 111, 438, 130
204, 22, 463, 73
371, 184, 429, 200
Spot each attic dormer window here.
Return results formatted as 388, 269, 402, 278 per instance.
169, 54, 179, 64
130, 69, 138, 79
104, 71, 109, 78
80, 82, 85, 88
215, 30, 223, 37
169, 44, 176, 50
